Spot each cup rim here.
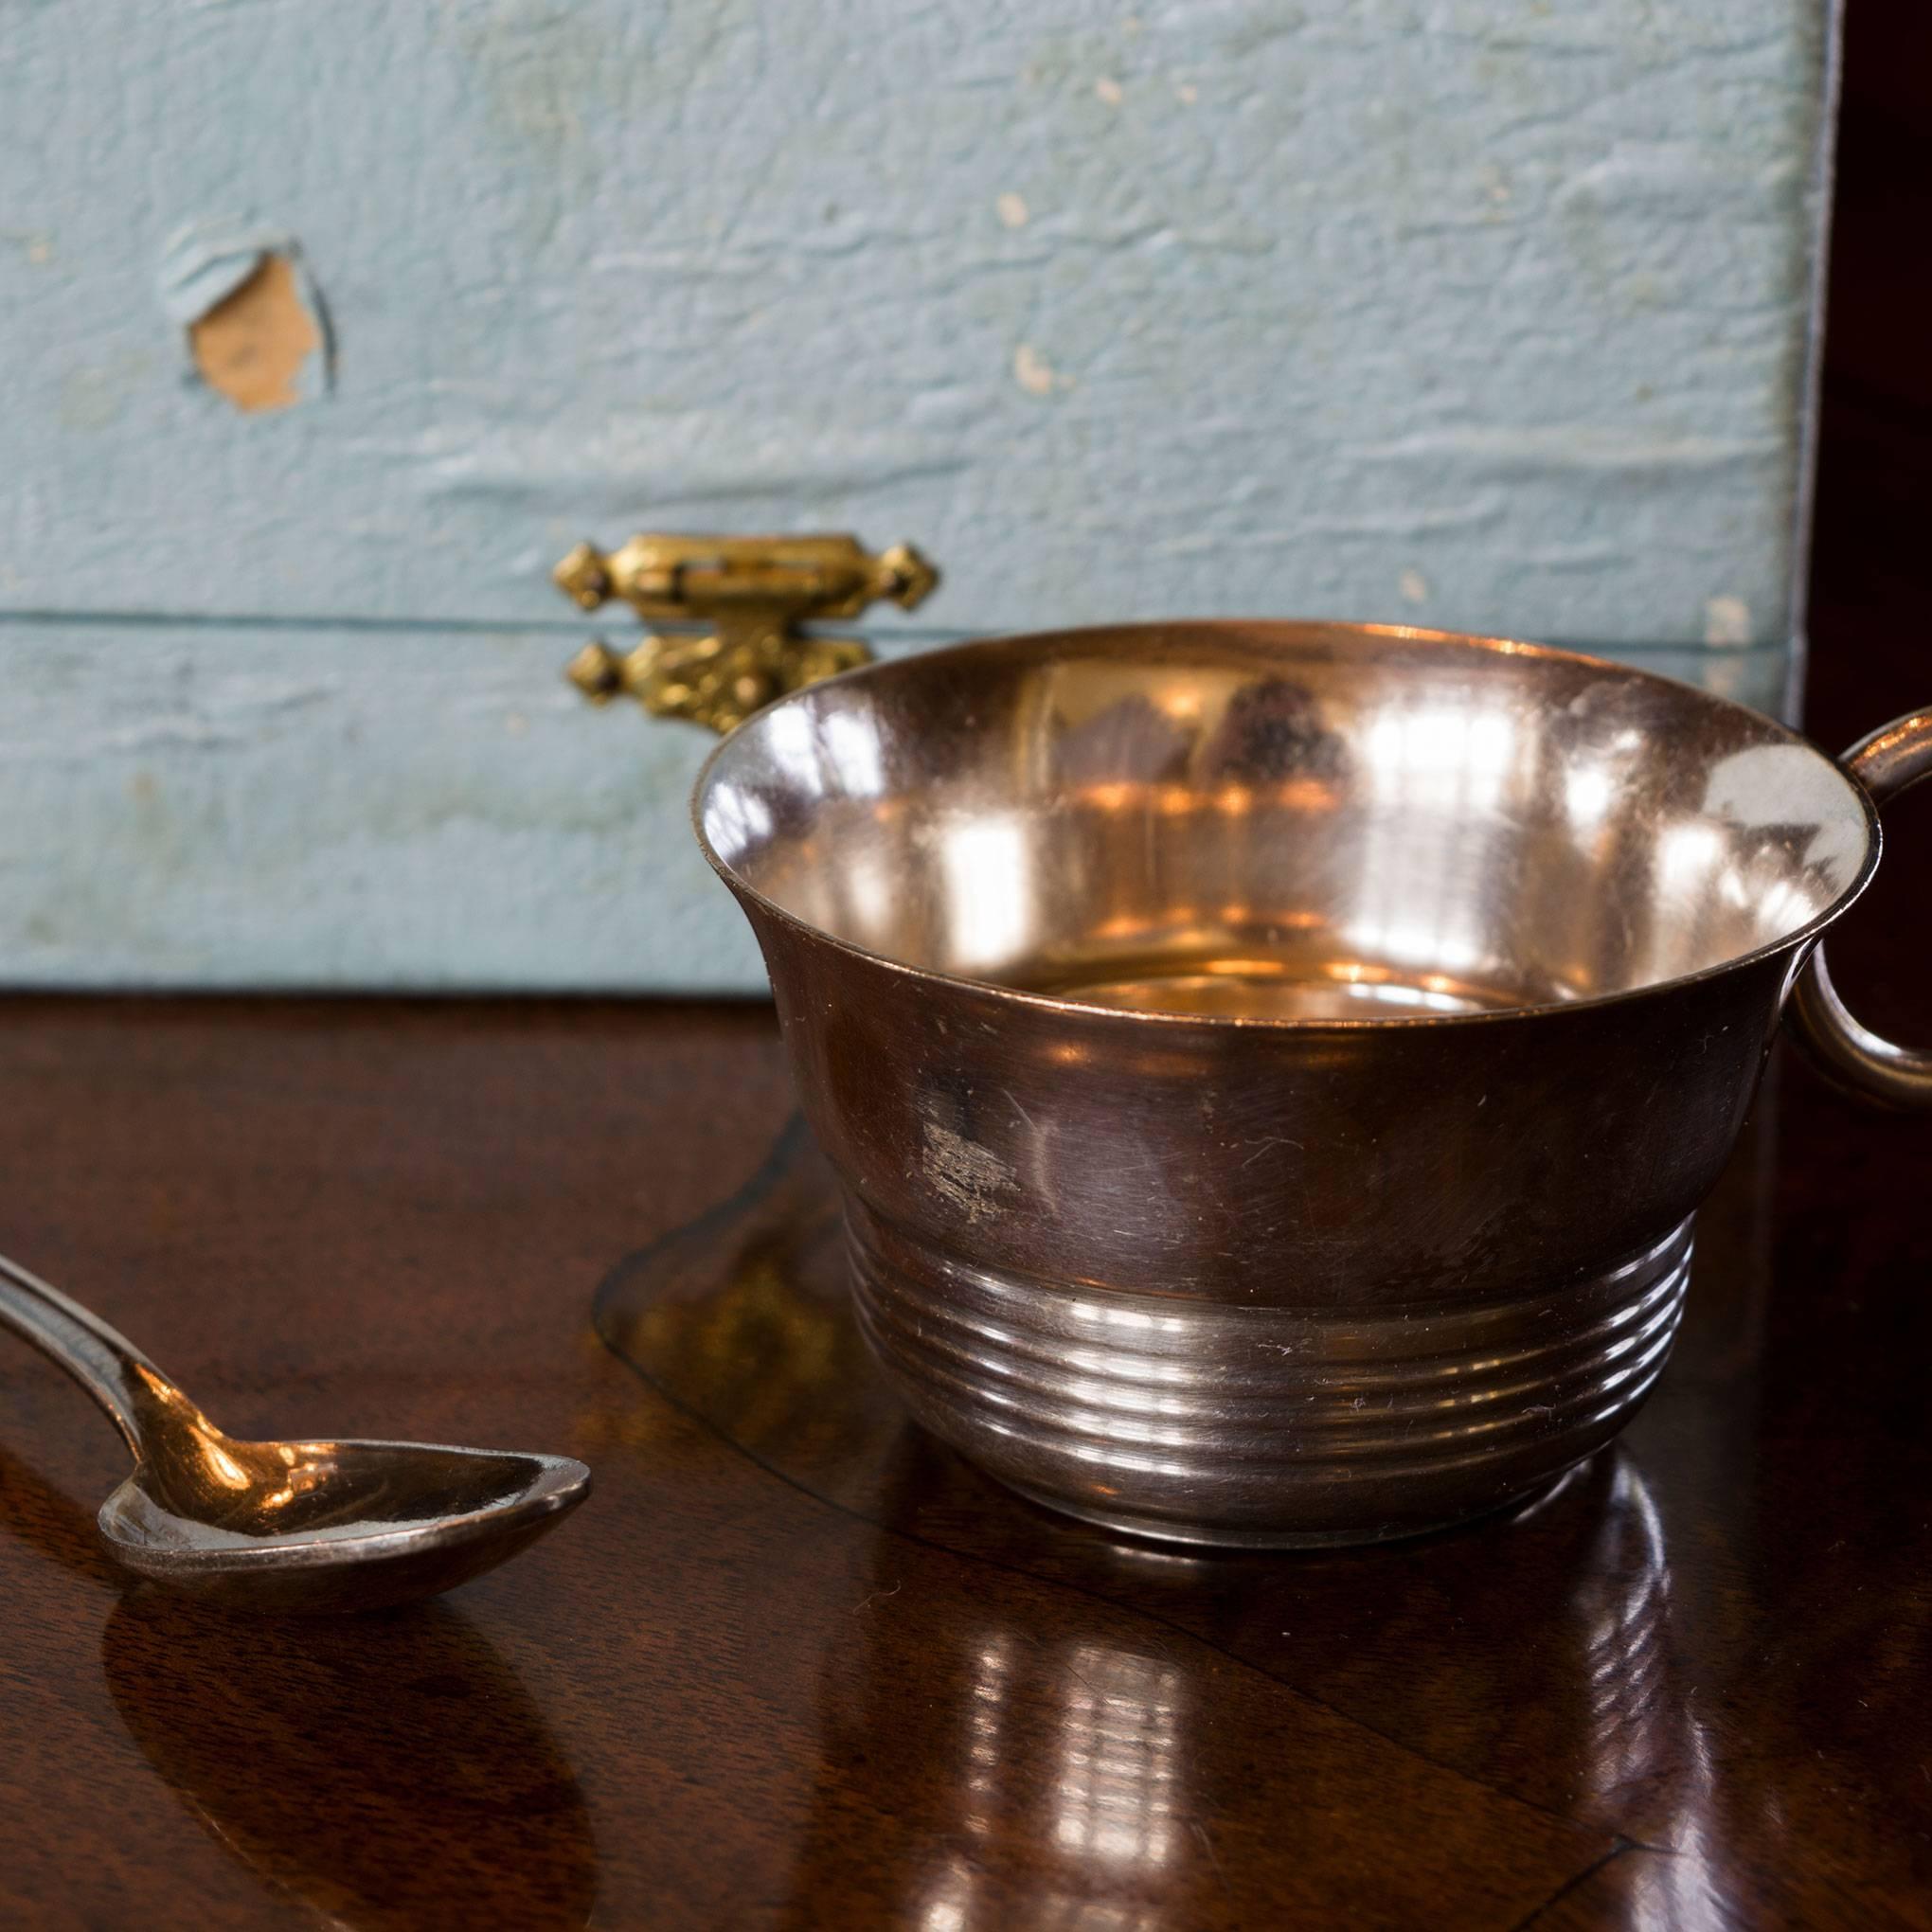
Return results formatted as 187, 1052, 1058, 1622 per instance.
691, 618, 1881, 1032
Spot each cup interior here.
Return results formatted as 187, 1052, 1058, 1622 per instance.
697, 623, 1873, 1020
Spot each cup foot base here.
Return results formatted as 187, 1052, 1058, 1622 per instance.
995, 1458, 1597, 1550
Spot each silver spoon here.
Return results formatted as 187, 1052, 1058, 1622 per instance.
0, 1251, 590, 1613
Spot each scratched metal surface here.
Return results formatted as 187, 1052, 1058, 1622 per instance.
0, 0, 1833, 650
0, 623, 1791, 991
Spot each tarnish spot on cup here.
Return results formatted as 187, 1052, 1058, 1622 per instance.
922, 1118, 1020, 1224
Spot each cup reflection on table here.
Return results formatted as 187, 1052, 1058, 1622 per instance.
782, 1448, 1723, 1932
915, 1635, 1189, 1932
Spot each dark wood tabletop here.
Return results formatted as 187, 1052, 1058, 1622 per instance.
1, 988, 1930, 1930
5, 9, 1932, 1928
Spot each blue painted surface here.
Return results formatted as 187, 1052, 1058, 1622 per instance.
1, 0, 1832, 648
0, 2, 1835, 987
0, 622, 1792, 991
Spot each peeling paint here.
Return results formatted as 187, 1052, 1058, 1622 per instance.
1399, 568, 1430, 604
1704, 595, 1752, 646
1093, 76, 1122, 106
188, 258, 323, 412
995, 191, 1029, 229
1013, 343, 1069, 397
75, 684, 337, 755
157, 218, 331, 411
1352, 427, 1776, 473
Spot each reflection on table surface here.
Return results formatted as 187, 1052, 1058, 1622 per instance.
102, 1594, 598, 1930
917, 1636, 1186, 1932
0, 1445, 596, 1930
772, 1451, 1702, 1931
590, 1080, 1932, 1926
5, 997, 1929, 1929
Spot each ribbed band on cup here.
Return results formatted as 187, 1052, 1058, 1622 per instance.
847, 1202, 1691, 1545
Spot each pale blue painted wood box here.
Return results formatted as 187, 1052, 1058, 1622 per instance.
0, 1, 1836, 990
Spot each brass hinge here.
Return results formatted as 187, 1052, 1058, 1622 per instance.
554, 532, 939, 734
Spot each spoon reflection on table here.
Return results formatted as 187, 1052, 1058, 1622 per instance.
0, 1250, 589, 1613
0, 1449, 598, 1928
103, 1591, 599, 1929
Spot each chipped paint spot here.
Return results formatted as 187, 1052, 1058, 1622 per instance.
996, 191, 1029, 229
1704, 595, 1751, 646
922, 1119, 1019, 1225
1399, 567, 1430, 604
1175, 81, 1199, 104
188, 257, 323, 413
1013, 343, 1069, 397
1094, 76, 1123, 106
157, 218, 331, 412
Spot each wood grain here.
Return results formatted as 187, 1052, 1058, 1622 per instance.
0, 982, 1927, 1926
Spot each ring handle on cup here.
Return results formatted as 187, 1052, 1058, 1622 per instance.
1789, 710, 1932, 1108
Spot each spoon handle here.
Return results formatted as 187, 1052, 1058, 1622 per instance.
0, 1252, 177, 1459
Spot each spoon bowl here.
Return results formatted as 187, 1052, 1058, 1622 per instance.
1, 1252, 590, 1613
99, 1438, 590, 1615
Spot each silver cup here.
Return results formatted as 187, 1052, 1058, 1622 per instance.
696, 622, 1931, 1546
